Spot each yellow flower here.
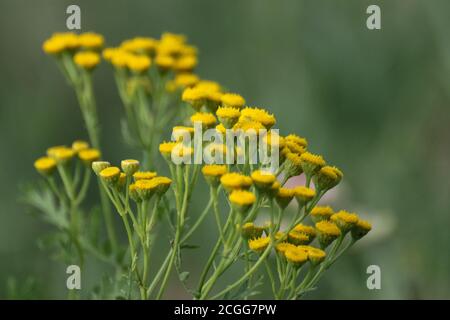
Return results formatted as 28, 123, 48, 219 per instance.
92, 161, 110, 176
240, 107, 276, 128
285, 141, 306, 155
159, 141, 178, 156
293, 186, 316, 206
215, 123, 227, 136
99, 166, 121, 185
133, 171, 157, 181
174, 73, 200, 88
220, 172, 253, 191
233, 119, 265, 132
111, 50, 134, 68
126, 54, 152, 73
202, 164, 228, 186
216, 106, 241, 128
229, 190, 256, 213
34, 157, 57, 176
331, 210, 359, 233
51, 147, 75, 164
74, 51, 101, 70
284, 247, 308, 267
72, 140, 89, 153
128, 183, 141, 202
310, 206, 334, 223
315, 220, 341, 248
241, 222, 264, 239
174, 55, 198, 72
78, 32, 104, 49
293, 224, 317, 238
251, 170, 276, 190
151, 176, 172, 196
300, 152, 326, 177
121, 37, 158, 53
315, 165, 343, 191
102, 47, 119, 61
297, 245, 326, 265
287, 231, 310, 246
46, 145, 67, 158
135, 179, 158, 200
182, 83, 223, 110
220, 93, 246, 108
248, 237, 270, 253
79, 148, 101, 165
172, 126, 195, 141
275, 187, 295, 209
285, 134, 308, 148
190, 112, 217, 128
43, 32, 79, 54
121, 159, 140, 176
155, 54, 175, 70
275, 242, 297, 254
263, 132, 285, 149
351, 219, 372, 240
195, 80, 221, 92
284, 152, 303, 178
42, 38, 66, 54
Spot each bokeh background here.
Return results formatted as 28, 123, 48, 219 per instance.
1, 0, 449, 299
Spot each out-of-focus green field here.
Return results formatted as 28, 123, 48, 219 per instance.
0, 0, 449, 299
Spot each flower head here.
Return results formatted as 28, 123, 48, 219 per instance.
174, 55, 198, 72
72, 140, 89, 153
275, 187, 295, 209
133, 171, 157, 181
315, 165, 343, 191
287, 231, 310, 246
248, 237, 270, 253
241, 222, 264, 239
351, 219, 372, 240
251, 170, 276, 191
220, 93, 246, 109
300, 152, 326, 177
220, 172, 253, 191
78, 32, 104, 49
216, 106, 241, 128
74, 51, 101, 70
315, 220, 341, 248
92, 161, 110, 176
229, 190, 256, 213
240, 107, 276, 128
99, 166, 121, 185
174, 73, 200, 88
126, 54, 152, 73
285, 134, 308, 148
34, 157, 57, 176
331, 210, 359, 233
79, 148, 101, 165
190, 112, 217, 129
50, 147, 75, 164
284, 247, 308, 267
298, 245, 326, 265
121, 159, 140, 176
310, 206, 334, 223
293, 186, 316, 206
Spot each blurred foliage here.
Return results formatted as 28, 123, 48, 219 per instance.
0, 0, 449, 299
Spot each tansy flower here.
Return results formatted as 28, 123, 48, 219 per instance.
297, 245, 326, 265
43, 32, 79, 54
284, 247, 308, 267
229, 190, 256, 213
241, 222, 264, 239
293, 186, 316, 206
215, 123, 227, 136
216, 106, 241, 128
248, 237, 270, 253
315, 220, 341, 248
42, 37, 66, 54
220, 93, 246, 109
135, 179, 158, 200
263, 132, 286, 149
331, 210, 359, 233
74, 51, 101, 70
46, 145, 67, 158
99, 166, 121, 185
121, 159, 140, 176
111, 50, 134, 68
172, 126, 195, 141
151, 176, 172, 196
173, 54, 197, 72
159, 141, 178, 157
102, 47, 119, 61
315, 165, 343, 191
133, 171, 157, 181
174, 73, 200, 88
275, 242, 296, 255
310, 206, 334, 223
195, 80, 221, 93
190, 112, 217, 128
276, 187, 295, 209
300, 152, 326, 177
121, 37, 158, 53
72, 140, 89, 153
92, 161, 110, 175
287, 231, 310, 246
293, 224, 317, 238
240, 107, 276, 128
155, 54, 175, 70
285, 134, 308, 148
251, 170, 276, 190
79, 148, 101, 165
220, 172, 253, 191
51, 147, 75, 164
233, 119, 265, 132
78, 32, 104, 49
126, 54, 151, 73
34, 157, 57, 176
284, 152, 303, 178
128, 183, 141, 202
202, 164, 227, 186
351, 219, 372, 240
285, 140, 306, 155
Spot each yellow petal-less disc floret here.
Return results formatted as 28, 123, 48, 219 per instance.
72, 140, 89, 153
78, 32, 104, 49
293, 186, 316, 206
229, 190, 256, 213
285, 134, 308, 148
287, 231, 310, 245
331, 210, 359, 233
216, 106, 241, 128
174, 73, 200, 88
34, 157, 57, 176
173, 55, 198, 72
92, 161, 110, 176
315, 220, 341, 248
79, 148, 101, 165
190, 112, 217, 128
297, 245, 326, 265
220, 172, 253, 191
155, 54, 175, 70
51, 147, 75, 164
240, 107, 276, 128
284, 152, 303, 178
202, 164, 228, 186
310, 206, 334, 223
275, 187, 295, 209
99, 166, 121, 185
133, 171, 157, 181
315, 165, 343, 191
159, 141, 178, 157
275, 242, 297, 255
134, 179, 158, 200
284, 247, 308, 267
285, 140, 306, 155
121, 159, 140, 176
74, 51, 101, 70
251, 170, 276, 190
351, 219, 372, 240
126, 54, 152, 73
300, 152, 326, 177
241, 222, 264, 239
220, 93, 246, 109
248, 237, 270, 253
151, 176, 172, 196
293, 224, 317, 238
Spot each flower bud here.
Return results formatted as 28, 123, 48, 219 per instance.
121, 159, 140, 176
92, 161, 111, 176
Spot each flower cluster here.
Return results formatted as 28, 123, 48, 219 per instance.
33, 30, 372, 300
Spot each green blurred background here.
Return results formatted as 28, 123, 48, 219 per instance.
1, 0, 449, 299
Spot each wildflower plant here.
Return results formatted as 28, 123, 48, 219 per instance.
28, 31, 372, 300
